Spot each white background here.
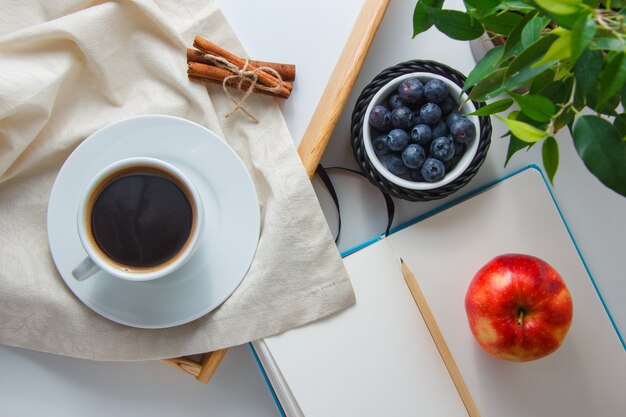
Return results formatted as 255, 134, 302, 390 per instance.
2, 0, 624, 416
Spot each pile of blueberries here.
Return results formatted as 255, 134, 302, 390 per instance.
368, 76, 476, 183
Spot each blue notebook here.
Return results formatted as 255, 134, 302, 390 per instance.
251, 166, 625, 417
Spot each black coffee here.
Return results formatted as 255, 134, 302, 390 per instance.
89, 169, 194, 268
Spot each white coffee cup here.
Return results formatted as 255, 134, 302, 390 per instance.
72, 157, 205, 282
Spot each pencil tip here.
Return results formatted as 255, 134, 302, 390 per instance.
400, 257, 404, 263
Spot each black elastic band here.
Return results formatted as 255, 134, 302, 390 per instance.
315, 164, 395, 243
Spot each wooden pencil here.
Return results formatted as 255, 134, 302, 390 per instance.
400, 258, 482, 417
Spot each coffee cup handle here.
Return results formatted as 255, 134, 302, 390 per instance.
72, 257, 100, 281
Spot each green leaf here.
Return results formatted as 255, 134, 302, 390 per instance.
511, 93, 556, 122
531, 3, 581, 29
497, 116, 548, 142
464, 0, 502, 9
431, 9, 485, 40
587, 82, 620, 116
506, 35, 555, 78
573, 115, 626, 196
590, 37, 626, 52
529, 69, 556, 94
598, 53, 626, 108
521, 16, 549, 48
469, 68, 507, 101
614, 114, 626, 138
542, 136, 560, 183
557, 109, 575, 133
501, 9, 539, 60
534, 0, 584, 16
574, 48, 603, 96
479, 12, 523, 36
463, 45, 504, 91
508, 110, 520, 120
574, 83, 587, 110
533, 29, 572, 67
467, 98, 514, 116
571, 15, 597, 64
504, 61, 554, 91
505, 134, 532, 166
413, 0, 444, 38
503, 1, 536, 10
538, 78, 574, 105
621, 84, 626, 108
508, 110, 548, 140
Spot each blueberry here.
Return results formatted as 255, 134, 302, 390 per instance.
446, 111, 462, 129
419, 103, 441, 125
430, 136, 455, 162
387, 129, 410, 151
387, 94, 404, 109
410, 124, 432, 145
391, 106, 414, 130
431, 120, 448, 138
386, 154, 409, 177
424, 79, 448, 103
408, 169, 424, 182
368, 105, 391, 130
401, 144, 426, 169
440, 95, 457, 116
421, 158, 446, 182
372, 134, 391, 156
449, 117, 476, 144
453, 141, 465, 157
445, 158, 456, 172
398, 77, 424, 104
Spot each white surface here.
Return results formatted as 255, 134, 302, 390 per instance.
47, 115, 260, 328
0, 344, 278, 417
3, 0, 625, 415
219, 1, 364, 144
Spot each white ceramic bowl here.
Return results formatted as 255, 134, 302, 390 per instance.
363, 72, 480, 190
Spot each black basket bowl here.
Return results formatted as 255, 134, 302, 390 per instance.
351, 60, 492, 202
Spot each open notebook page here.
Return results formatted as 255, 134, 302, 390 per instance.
389, 168, 626, 416
262, 238, 467, 417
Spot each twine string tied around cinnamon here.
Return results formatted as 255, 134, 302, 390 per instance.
201, 53, 284, 122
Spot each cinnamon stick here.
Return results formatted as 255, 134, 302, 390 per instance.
188, 62, 291, 99
189, 75, 284, 99
187, 48, 296, 82
193, 35, 292, 96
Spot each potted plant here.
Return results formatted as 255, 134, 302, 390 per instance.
413, 0, 626, 197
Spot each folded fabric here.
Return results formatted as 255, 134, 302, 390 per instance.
0, 0, 355, 360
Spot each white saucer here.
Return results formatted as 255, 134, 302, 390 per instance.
47, 115, 260, 328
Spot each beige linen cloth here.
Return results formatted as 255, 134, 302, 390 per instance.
0, 0, 355, 360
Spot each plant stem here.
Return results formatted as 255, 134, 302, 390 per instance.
547, 79, 577, 135
594, 9, 626, 48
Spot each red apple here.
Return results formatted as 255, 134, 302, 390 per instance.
465, 254, 573, 362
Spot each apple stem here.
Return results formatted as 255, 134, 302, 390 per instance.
516, 309, 525, 327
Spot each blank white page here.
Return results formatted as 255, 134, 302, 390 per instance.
389, 168, 626, 416
263, 239, 467, 417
